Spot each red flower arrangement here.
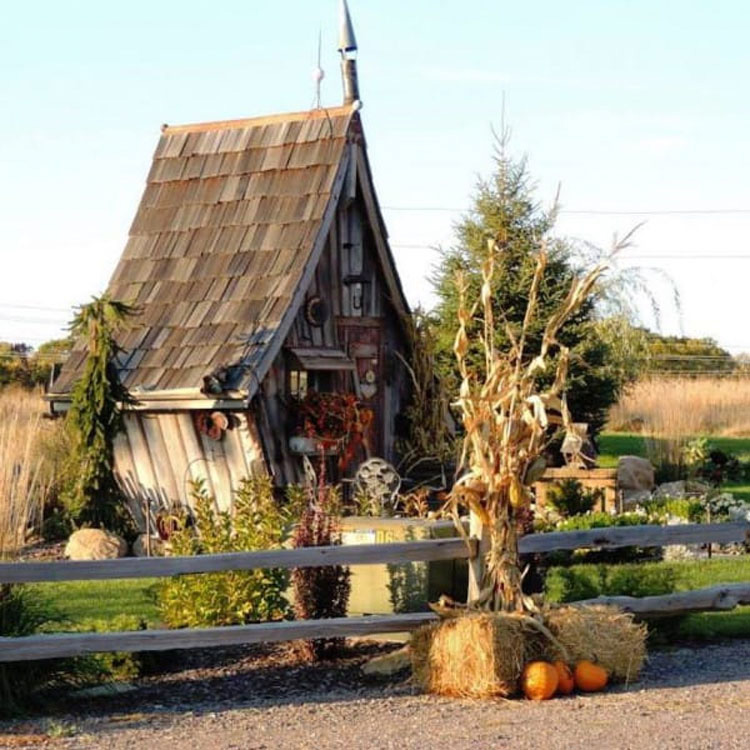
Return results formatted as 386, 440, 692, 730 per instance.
294, 390, 373, 471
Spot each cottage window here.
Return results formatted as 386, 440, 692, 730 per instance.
289, 369, 337, 399
289, 370, 308, 399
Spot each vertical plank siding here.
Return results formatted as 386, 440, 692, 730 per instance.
140, 415, 182, 505
175, 412, 216, 501
115, 411, 265, 524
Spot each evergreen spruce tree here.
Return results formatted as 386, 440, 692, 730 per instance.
65, 295, 137, 532
432, 137, 618, 440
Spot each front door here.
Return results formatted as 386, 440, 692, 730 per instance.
337, 320, 384, 459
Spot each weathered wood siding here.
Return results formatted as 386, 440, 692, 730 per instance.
260, 178, 410, 485
114, 411, 265, 526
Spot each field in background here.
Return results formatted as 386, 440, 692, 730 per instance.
604, 377, 750, 500
0, 387, 51, 554
608, 377, 750, 437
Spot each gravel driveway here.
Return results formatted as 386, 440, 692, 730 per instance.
4, 640, 750, 750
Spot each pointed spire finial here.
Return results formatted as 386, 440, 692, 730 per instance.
338, 0, 357, 54
337, 0, 360, 105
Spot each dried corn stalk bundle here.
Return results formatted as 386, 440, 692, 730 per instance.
449, 239, 609, 613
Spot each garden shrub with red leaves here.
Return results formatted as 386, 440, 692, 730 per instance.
290, 470, 351, 661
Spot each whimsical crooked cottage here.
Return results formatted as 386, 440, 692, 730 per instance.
50, 2, 414, 517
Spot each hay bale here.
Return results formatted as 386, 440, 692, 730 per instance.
544, 605, 647, 682
411, 613, 525, 698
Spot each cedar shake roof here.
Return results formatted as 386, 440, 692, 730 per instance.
53, 105, 357, 397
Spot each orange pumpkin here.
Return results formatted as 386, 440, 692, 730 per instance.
574, 660, 608, 692
521, 661, 559, 701
554, 660, 575, 695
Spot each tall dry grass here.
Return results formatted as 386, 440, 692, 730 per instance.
608, 376, 750, 476
0, 387, 50, 558
608, 377, 750, 438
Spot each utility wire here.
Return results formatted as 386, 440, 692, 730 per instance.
0, 315, 68, 325
389, 242, 750, 260
382, 205, 750, 216
0, 303, 71, 313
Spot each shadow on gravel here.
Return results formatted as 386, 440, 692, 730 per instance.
639, 640, 750, 689
3, 641, 409, 723
6, 639, 750, 729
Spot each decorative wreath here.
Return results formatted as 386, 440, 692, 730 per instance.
194, 411, 229, 441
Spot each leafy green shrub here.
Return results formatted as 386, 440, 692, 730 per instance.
535, 512, 662, 566
0, 584, 100, 717
640, 496, 705, 523
545, 562, 677, 604
158, 477, 290, 628
73, 615, 150, 681
553, 511, 648, 532
546, 479, 602, 518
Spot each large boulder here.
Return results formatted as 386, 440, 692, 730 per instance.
617, 456, 655, 493
65, 529, 128, 560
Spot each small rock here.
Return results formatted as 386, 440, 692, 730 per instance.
654, 480, 710, 500
132, 534, 166, 557
622, 489, 652, 508
74, 682, 137, 698
362, 647, 411, 677
65, 529, 128, 560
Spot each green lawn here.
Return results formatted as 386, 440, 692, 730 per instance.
598, 432, 750, 466
547, 556, 750, 642
31, 578, 161, 630
598, 432, 750, 501
643, 558, 750, 642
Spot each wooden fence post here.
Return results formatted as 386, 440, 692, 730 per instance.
467, 511, 490, 604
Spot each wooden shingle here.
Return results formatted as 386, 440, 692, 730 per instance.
53, 105, 354, 395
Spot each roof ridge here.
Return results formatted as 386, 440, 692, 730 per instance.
162, 105, 355, 135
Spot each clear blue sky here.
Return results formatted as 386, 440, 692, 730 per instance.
2, 1, 749, 353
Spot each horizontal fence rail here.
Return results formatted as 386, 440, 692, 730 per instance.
2, 520, 749, 662
0, 538, 477, 585
578, 583, 750, 618
519, 521, 750, 554
0, 613, 439, 663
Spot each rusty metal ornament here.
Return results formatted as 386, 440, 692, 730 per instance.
304, 295, 329, 327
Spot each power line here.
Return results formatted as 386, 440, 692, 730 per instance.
0, 303, 71, 314
0, 315, 68, 325
389, 243, 750, 260
383, 205, 750, 216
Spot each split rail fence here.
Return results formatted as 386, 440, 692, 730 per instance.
1, 521, 749, 663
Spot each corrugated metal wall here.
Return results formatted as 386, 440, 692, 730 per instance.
114, 410, 265, 526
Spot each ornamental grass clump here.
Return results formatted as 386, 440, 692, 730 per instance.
0, 396, 99, 715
